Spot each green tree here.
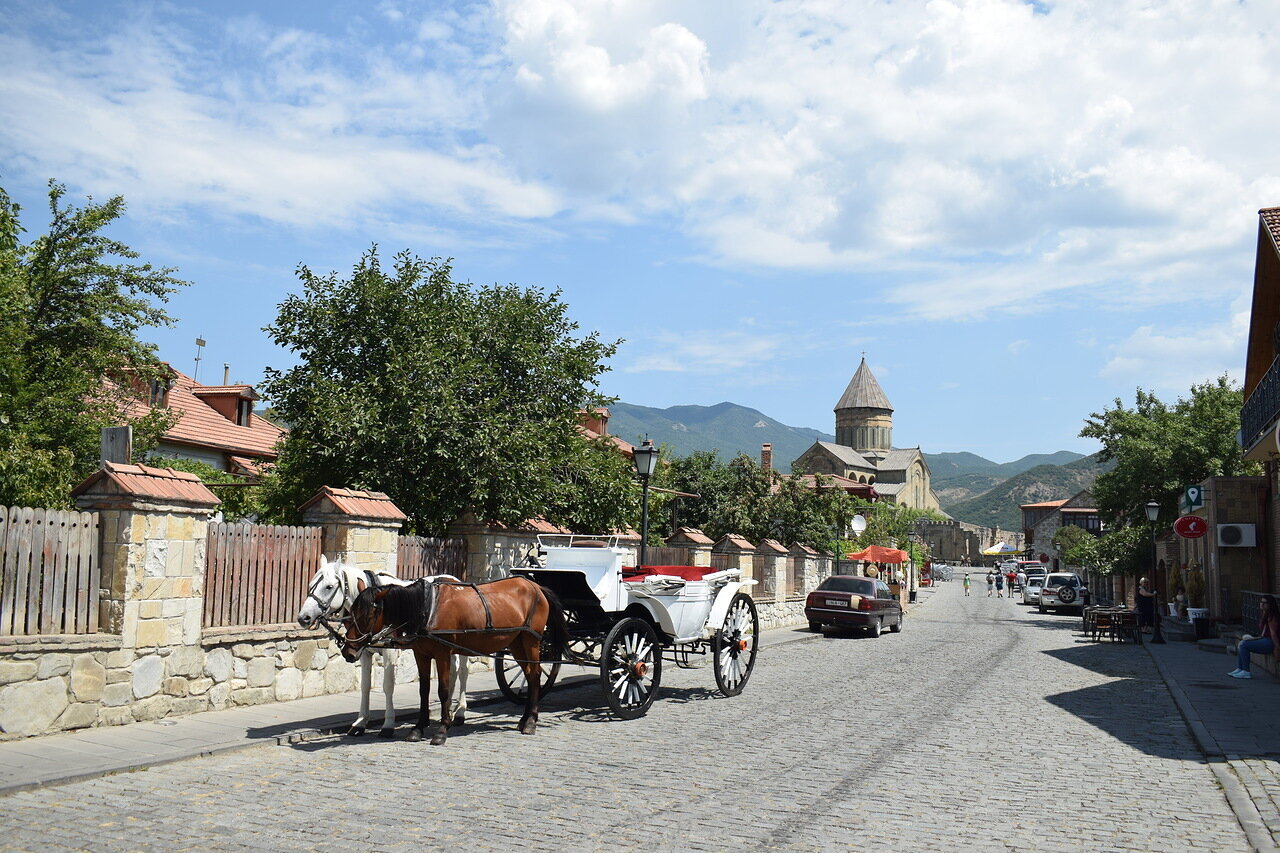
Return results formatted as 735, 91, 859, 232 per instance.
260, 248, 625, 535
1052, 524, 1099, 571
142, 455, 268, 523
0, 182, 184, 507
1079, 376, 1258, 574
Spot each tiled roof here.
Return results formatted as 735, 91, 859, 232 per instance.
298, 486, 407, 521
1262, 208, 1280, 252
713, 533, 756, 551
227, 455, 270, 477
71, 462, 221, 506
873, 482, 906, 496
578, 424, 635, 455
811, 441, 876, 470
756, 538, 788, 554
835, 357, 893, 412
121, 367, 283, 459
787, 473, 879, 499
191, 385, 257, 398
1021, 499, 1070, 509
879, 448, 921, 473
667, 526, 714, 545
1060, 507, 1098, 513
789, 542, 819, 556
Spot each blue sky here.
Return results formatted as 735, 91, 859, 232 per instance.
2, 0, 1273, 463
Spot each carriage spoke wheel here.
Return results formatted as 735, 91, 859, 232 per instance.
599, 618, 661, 720
495, 649, 560, 706
712, 593, 758, 697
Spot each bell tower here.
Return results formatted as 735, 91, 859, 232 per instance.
834, 356, 893, 458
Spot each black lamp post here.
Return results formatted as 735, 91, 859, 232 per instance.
1145, 499, 1165, 644
633, 438, 659, 568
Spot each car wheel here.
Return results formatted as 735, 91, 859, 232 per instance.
808, 621, 822, 633
889, 613, 903, 633
868, 618, 882, 638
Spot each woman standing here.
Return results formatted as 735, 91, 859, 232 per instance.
1231, 595, 1280, 679
1135, 577, 1157, 633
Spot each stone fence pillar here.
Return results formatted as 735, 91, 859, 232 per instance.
788, 543, 818, 598
754, 538, 788, 602
300, 487, 405, 575
712, 534, 756, 584
666, 527, 713, 567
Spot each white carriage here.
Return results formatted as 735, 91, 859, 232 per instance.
501, 535, 760, 719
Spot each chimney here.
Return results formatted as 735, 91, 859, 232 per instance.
761, 443, 773, 470
223, 363, 230, 385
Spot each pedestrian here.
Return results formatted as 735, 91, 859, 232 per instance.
995, 572, 1004, 598
1230, 594, 1280, 679
1135, 577, 1157, 633
1006, 569, 1017, 593
986, 572, 994, 597
1017, 569, 1027, 590
963, 574, 971, 596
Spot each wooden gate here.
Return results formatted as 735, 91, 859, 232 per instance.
644, 546, 690, 566
0, 506, 100, 635
397, 536, 467, 581
753, 554, 774, 601
204, 523, 322, 628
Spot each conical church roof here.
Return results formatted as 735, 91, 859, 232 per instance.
835, 357, 893, 412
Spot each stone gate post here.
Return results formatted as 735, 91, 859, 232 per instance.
299, 487, 405, 575
665, 527, 713, 567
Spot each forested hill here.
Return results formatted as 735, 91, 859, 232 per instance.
942, 454, 1111, 531
606, 401, 833, 465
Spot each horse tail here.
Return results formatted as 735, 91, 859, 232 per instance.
539, 585, 570, 662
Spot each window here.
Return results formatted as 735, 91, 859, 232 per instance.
236, 397, 252, 426
149, 379, 168, 408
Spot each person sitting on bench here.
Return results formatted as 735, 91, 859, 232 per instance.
1231, 594, 1280, 679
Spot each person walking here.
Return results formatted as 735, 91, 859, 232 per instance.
1231, 594, 1280, 678
963, 574, 971, 596
986, 572, 994, 597
995, 572, 1005, 598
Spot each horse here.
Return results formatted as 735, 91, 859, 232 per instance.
344, 575, 567, 745
297, 556, 470, 737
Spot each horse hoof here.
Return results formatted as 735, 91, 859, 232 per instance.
377, 728, 395, 739
453, 712, 465, 727
406, 728, 423, 743
519, 722, 537, 735
430, 733, 447, 746
347, 726, 366, 737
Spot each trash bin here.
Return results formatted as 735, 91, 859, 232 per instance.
1193, 617, 1215, 640
909, 590, 918, 603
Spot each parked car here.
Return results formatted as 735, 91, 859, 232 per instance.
1039, 572, 1088, 614
1016, 560, 1045, 579
1022, 575, 1044, 605
805, 575, 904, 637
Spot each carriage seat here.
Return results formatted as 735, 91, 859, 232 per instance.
622, 565, 719, 582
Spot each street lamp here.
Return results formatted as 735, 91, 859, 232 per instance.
632, 438, 659, 568
1145, 499, 1165, 644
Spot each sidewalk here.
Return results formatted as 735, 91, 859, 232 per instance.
1148, 638, 1280, 852
0, 623, 823, 795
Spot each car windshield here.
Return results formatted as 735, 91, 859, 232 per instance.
817, 577, 875, 595
1027, 578, 1043, 587
1046, 575, 1079, 587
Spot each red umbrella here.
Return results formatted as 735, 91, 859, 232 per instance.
846, 545, 909, 564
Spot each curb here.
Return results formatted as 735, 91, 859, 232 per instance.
1146, 644, 1279, 852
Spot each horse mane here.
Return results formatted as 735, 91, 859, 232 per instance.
379, 580, 436, 634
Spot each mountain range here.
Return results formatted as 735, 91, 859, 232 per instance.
608, 400, 1104, 530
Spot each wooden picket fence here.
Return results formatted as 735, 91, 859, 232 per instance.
0, 506, 100, 636
203, 522, 322, 629
397, 535, 467, 581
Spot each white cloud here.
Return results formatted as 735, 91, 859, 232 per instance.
1008, 339, 1029, 355
1099, 305, 1250, 392
623, 330, 784, 375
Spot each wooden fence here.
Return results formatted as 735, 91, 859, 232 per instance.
204, 522, 322, 628
0, 506, 100, 636
397, 536, 467, 581
644, 546, 690, 566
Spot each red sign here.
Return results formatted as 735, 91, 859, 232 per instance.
1174, 515, 1208, 539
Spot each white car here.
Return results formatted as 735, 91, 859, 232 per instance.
1039, 572, 1088, 615
1022, 576, 1044, 605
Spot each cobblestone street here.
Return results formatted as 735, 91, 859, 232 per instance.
0, 584, 1254, 852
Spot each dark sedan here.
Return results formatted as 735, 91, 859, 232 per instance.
805, 575, 904, 637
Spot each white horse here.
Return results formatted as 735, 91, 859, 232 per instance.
297, 556, 469, 737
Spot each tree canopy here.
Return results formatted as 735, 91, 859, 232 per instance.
260, 249, 629, 535
0, 182, 184, 507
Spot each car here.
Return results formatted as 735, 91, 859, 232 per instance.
805, 575, 904, 637
1022, 575, 1044, 605
1015, 560, 1045, 578
1039, 572, 1089, 614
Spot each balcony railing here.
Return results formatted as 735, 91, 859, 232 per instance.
1242, 355, 1280, 453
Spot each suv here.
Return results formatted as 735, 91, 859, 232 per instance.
1015, 560, 1045, 578
1039, 572, 1088, 614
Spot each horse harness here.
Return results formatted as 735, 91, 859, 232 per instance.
312, 569, 401, 648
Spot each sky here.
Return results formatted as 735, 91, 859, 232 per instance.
1, 0, 1274, 464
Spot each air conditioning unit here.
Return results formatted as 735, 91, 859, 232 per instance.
1218, 524, 1257, 548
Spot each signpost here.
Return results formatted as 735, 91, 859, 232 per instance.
1173, 515, 1208, 539
1181, 485, 1205, 513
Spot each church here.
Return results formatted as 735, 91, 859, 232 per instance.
791, 357, 943, 512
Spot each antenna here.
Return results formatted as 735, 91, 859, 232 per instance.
193, 336, 206, 381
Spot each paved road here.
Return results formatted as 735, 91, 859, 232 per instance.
0, 584, 1252, 851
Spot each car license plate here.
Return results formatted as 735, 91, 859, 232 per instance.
825, 599, 845, 607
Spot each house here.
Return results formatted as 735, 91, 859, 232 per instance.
123, 365, 284, 479
1021, 491, 1101, 570
791, 357, 942, 511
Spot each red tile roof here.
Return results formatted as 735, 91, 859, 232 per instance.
756, 538, 788, 554
71, 462, 221, 506
298, 486, 407, 521
667, 526, 714, 545
1262, 208, 1280, 251
1020, 499, 1070, 509
120, 367, 284, 460
713, 533, 756, 551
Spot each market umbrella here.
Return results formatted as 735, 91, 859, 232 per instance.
981, 542, 1020, 556
847, 545, 909, 564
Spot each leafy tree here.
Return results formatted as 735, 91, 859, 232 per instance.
143, 455, 268, 522
0, 182, 184, 507
1052, 524, 1099, 571
260, 248, 625, 535
1079, 376, 1258, 574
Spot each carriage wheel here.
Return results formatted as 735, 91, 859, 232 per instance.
712, 593, 758, 697
495, 650, 561, 706
600, 617, 662, 720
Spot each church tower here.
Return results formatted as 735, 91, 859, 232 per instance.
834, 357, 893, 459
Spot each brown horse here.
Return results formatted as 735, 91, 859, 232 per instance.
344, 576, 567, 745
